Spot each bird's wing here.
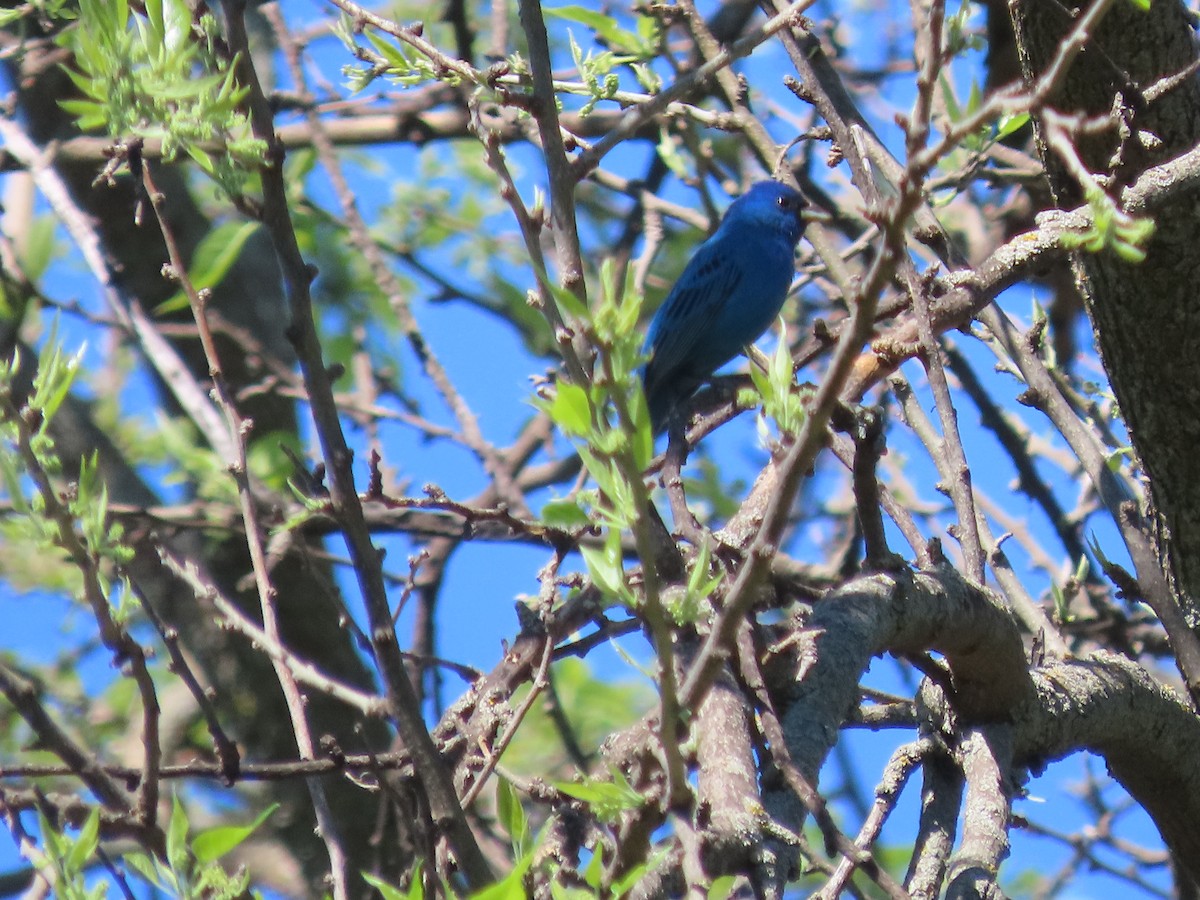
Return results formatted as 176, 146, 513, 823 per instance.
642, 237, 744, 393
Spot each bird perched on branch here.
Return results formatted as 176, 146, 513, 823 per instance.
641, 180, 809, 433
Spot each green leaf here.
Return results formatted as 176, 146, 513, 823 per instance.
611, 845, 670, 896
36, 810, 64, 861
66, 808, 100, 873
363, 871, 418, 900
685, 536, 722, 606
629, 388, 653, 471
1086, 533, 1113, 570
545, 6, 651, 56
554, 769, 644, 823
74, 451, 98, 507
708, 875, 737, 899
192, 802, 278, 863
637, 14, 658, 46
966, 79, 983, 115
939, 73, 961, 122
995, 112, 1029, 140
157, 220, 260, 315
496, 777, 531, 858
0, 453, 29, 514
18, 215, 59, 284
1113, 239, 1147, 264
631, 62, 661, 93
656, 128, 691, 180
550, 381, 593, 436
1074, 554, 1090, 584
166, 794, 190, 873
469, 846, 534, 900
548, 279, 590, 325
1104, 446, 1133, 472
541, 497, 592, 529
580, 532, 625, 600
769, 334, 791, 388
367, 30, 415, 71
31, 324, 84, 427
577, 446, 613, 497
1051, 581, 1069, 622
583, 844, 604, 890
122, 852, 163, 888
143, 0, 165, 47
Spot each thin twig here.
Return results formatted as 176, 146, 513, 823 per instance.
219, 2, 494, 888
140, 155, 352, 899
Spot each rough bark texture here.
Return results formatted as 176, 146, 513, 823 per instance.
1009, 0, 1200, 617
1019, 655, 1200, 877
761, 568, 1200, 886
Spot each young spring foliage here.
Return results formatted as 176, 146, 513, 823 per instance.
1061, 186, 1157, 263
33, 797, 275, 900
747, 317, 808, 437
58, 0, 265, 195
0, 335, 135, 606
535, 260, 652, 609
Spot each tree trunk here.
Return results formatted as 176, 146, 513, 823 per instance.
1009, 0, 1200, 617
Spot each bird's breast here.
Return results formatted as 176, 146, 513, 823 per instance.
711, 235, 795, 342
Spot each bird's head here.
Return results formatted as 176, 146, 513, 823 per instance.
722, 180, 809, 246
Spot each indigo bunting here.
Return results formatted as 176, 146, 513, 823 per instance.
641, 181, 809, 431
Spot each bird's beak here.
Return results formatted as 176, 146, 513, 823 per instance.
801, 207, 832, 224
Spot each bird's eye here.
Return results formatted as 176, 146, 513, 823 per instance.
776, 195, 798, 211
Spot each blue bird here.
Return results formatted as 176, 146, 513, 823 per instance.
641, 180, 809, 432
